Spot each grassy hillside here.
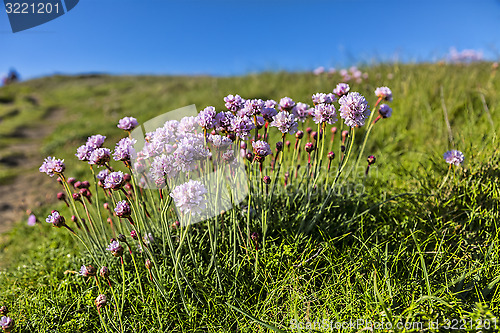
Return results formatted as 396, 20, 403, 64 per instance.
0, 63, 499, 332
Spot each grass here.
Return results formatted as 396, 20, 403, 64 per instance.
0, 62, 499, 332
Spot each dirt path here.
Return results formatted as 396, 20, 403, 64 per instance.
0, 109, 64, 233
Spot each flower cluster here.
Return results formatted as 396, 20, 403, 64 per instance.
46, 210, 65, 228
443, 150, 464, 166
75, 135, 107, 162
170, 180, 208, 216
375, 86, 393, 102
117, 116, 139, 131
339, 92, 370, 127
39, 157, 65, 177
313, 66, 368, 84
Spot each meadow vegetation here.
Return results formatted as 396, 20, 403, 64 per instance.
0, 62, 499, 332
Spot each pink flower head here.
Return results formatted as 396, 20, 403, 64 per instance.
375, 86, 393, 102
443, 150, 464, 166
118, 117, 139, 131
338, 92, 370, 127
252, 140, 272, 157
39, 156, 65, 177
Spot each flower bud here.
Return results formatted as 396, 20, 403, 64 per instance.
117, 234, 127, 242
123, 173, 131, 182
295, 130, 304, 139
328, 151, 335, 160
57, 192, 66, 200
99, 266, 110, 278
285, 140, 291, 148
81, 180, 90, 188
340, 145, 346, 152
79, 188, 91, 197
74, 181, 83, 189
341, 130, 349, 143
67, 177, 76, 186
250, 232, 259, 241
72, 193, 81, 201
263, 176, 271, 184
311, 131, 317, 140
130, 230, 138, 239
331, 127, 337, 134
103, 202, 109, 210
276, 141, 283, 152
227, 133, 236, 141
305, 142, 314, 153
306, 127, 312, 135
145, 259, 152, 270
246, 152, 254, 162
367, 155, 376, 165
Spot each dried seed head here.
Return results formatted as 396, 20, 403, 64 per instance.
80, 264, 97, 277
0, 306, 8, 316
95, 294, 107, 309
99, 266, 110, 278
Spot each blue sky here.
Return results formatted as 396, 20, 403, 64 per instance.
1, 0, 500, 79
